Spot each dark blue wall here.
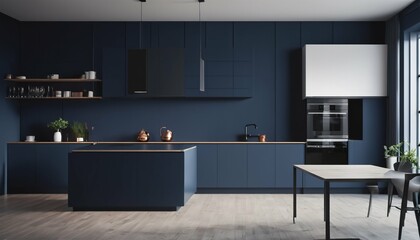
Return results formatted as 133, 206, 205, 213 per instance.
16, 21, 386, 143
400, 0, 420, 31
0, 13, 20, 194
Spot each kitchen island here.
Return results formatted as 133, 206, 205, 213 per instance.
68, 144, 197, 211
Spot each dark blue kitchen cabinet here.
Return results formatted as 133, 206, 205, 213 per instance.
101, 21, 252, 98
202, 47, 234, 97
57, 23, 93, 76
37, 144, 69, 193
19, 23, 60, 77
233, 48, 253, 97
95, 23, 126, 98
303, 173, 323, 189
196, 145, 218, 188
126, 22, 151, 49
184, 47, 253, 98
184, 22, 200, 92
186, 47, 253, 98
18, 22, 93, 78
126, 22, 140, 49
217, 144, 247, 188
275, 22, 302, 141
205, 22, 233, 48
7, 144, 37, 193
7, 143, 89, 193
93, 23, 126, 81
156, 22, 185, 48
301, 22, 333, 45
102, 48, 126, 97
247, 144, 276, 188
184, 22, 253, 98
276, 144, 305, 188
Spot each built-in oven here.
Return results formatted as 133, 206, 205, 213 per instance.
307, 99, 348, 140
305, 140, 348, 165
306, 99, 349, 165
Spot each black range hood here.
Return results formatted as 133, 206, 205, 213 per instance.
127, 48, 184, 97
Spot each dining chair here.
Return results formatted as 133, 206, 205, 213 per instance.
386, 162, 420, 239
395, 173, 420, 239
367, 162, 400, 218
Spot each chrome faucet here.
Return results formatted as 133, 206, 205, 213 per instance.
244, 123, 258, 141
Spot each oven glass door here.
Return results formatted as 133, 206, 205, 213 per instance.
305, 141, 348, 165
307, 113, 348, 139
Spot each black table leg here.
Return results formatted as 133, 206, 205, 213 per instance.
293, 166, 297, 224
398, 176, 410, 240
324, 180, 330, 240
387, 181, 393, 217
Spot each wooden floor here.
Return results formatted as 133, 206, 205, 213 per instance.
0, 194, 419, 240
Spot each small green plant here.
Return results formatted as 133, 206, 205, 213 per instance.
71, 122, 87, 139
400, 148, 418, 165
384, 142, 403, 158
47, 118, 68, 132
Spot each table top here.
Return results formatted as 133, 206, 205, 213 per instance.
71, 144, 197, 153
295, 164, 394, 181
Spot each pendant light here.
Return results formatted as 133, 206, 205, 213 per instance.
139, 0, 146, 48
199, 0, 205, 92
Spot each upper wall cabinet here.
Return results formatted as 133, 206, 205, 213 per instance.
102, 22, 254, 98
184, 22, 253, 98
302, 44, 387, 98
184, 47, 253, 98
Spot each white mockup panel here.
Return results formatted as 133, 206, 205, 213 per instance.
303, 44, 387, 98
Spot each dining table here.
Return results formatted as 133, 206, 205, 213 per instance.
293, 164, 394, 240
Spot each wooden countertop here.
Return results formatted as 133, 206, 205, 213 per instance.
72, 144, 197, 153
9, 141, 306, 144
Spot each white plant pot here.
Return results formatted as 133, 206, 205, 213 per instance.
53, 131, 62, 142
386, 156, 398, 169
76, 137, 84, 142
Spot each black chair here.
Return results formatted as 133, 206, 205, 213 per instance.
386, 162, 420, 240
395, 173, 420, 239
386, 161, 413, 217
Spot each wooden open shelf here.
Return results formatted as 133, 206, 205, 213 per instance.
6, 97, 102, 100
5, 78, 102, 83
6, 78, 103, 100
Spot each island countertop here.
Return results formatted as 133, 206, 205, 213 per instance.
9, 141, 306, 144
71, 143, 197, 153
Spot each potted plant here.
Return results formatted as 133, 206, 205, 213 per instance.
70, 122, 87, 142
400, 148, 418, 173
47, 118, 69, 142
384, 142, 402, 169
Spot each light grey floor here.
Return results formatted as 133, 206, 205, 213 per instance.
0, 194, 418, 240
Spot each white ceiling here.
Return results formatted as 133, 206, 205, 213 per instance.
0, 0, 415, 22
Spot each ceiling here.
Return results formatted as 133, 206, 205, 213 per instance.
0, 0, 415, 22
